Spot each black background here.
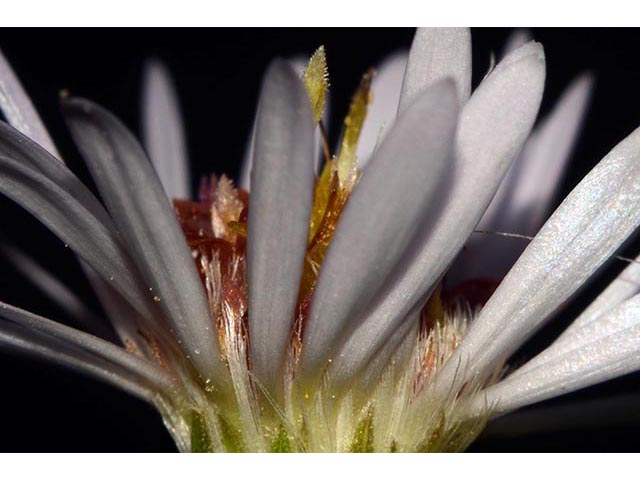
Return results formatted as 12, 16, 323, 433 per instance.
1, 28, 640, 452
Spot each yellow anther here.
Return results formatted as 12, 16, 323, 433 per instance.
303, 46, 329, 123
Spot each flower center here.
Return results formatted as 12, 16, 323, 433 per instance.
163, 49, 501, 452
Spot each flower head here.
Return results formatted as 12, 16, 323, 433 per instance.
1, 28, 640, 452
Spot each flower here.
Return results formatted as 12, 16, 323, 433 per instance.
1, 27, 640, 452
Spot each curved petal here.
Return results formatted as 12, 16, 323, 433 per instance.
80, 262, 148, 353
0, 121, 111, 226
62, 98, 227, 388
472, 296, 640, 415
354, 304, 420, 392
0, 121, 156, 343
326, 43, 546, 388
141, 60, 191, 200
240, 57, 328, 190
239, 115, 256, 191
558, 254, 640, 338
398, 27, 471, 114
0, 155, 155, 321
440, 123, 640, 392
301, 80, 459, 381
0, 325, 154, 402
246, 60, 315, 392
490, 73, 593, 236
500, 29, 532, 59
511, 293, 640, 379
0, 49, 60, 158
356, 51, 407, 167
450, 73, 593, 284
0, 301, 174, 394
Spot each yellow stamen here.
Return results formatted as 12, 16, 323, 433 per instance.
303, 46, 329, 124
336, 68, 373, 189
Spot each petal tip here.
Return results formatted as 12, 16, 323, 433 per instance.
501, 41, 546, 67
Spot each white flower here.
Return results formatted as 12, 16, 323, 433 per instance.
1, 28, 640, 452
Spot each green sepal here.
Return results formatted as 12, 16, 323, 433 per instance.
217, 413, 246, 453
349, 405, 374, 453
190, 410, 213, 453
270, 424, 292, 453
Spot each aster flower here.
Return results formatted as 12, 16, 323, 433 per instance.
1, 28, 640, 452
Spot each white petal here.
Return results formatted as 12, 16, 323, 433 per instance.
327, 43, 546, 387
398, 27, 471, 113
440, 123, 640, 392
0, 121, 111, 226
301, 80, 459, 380
356, 52, 407, 167
559, 256, 640, 338
241, 58, 309, 191
239, 115, 256, 191
246, 60, 315, 392
500, 29, 532, 59
511, 293, 640, 379
0, 325, 154, 402
450, 73, 593, 284
240, 57, 328, 191
354, 304, 420, 392
473, 297, 640, 415
62, 98, 227, 387
0, 301, 174, 394
0, 243, 114, 340
0, 49, 60, 159
0, 155, 155, 321
79, 262, 147, 352
496, 74, 593, 236
0, 122, 159, 337
141, 60, 191, 200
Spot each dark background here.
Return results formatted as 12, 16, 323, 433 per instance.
0, 28, 639, 452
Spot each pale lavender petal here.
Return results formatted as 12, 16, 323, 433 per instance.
558, 254, 640, 337
449, 73, 593, 284
0, 155, 155, 321
302, 80, 459, 380
240, 57, 327, 190
0, 325, 154, 402
0, 301, 174, 394
511, 293, 640, 379
80, 262, 147, 352
142, 60, 191, 200
239, 115, 256, 190
500, 29, 532, 59
327, 43, 546, 387
492, 74, 593, 237
354, 305, 420, 392
472, 299, 640, 415
0, 122, 159, 339
62, 98, 227, 386
0, 49, 60, 158
0, 121, 111, 226
440, 124, 640, 392
399, 27, 471, 113
357, 52, 407, 168
247, 60, 315, 392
